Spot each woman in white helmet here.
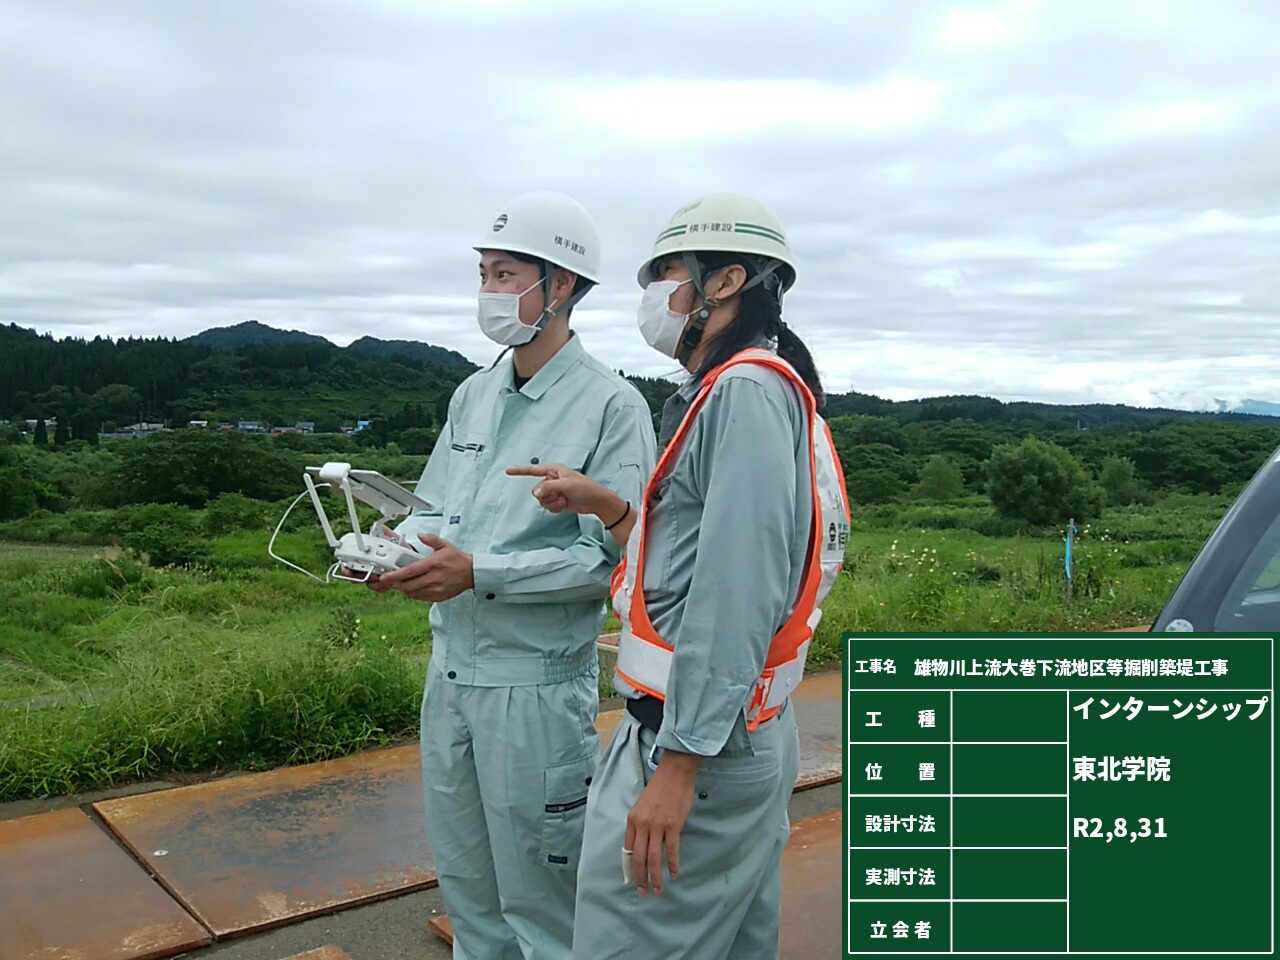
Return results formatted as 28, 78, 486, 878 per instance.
511, 194, 849, 960
377, 191, 657, 960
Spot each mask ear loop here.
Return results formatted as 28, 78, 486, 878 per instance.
539, 260, 559, 329
531, 260, 593, 334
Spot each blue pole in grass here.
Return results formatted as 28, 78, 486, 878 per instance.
1065, 518, 1077, 606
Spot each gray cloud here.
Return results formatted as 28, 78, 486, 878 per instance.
2, 0, 1278, 409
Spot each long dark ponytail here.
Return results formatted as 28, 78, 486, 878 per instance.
687, 253, 825, 408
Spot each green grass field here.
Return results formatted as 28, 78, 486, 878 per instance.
0, 494, 1225, 801
0, 531, 434, 800
804, 494, 1224, 665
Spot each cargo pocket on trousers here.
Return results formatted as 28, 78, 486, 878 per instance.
541, 751, 596, 871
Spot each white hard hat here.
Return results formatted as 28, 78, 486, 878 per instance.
635, 193, 795, 291
475, 191, 600, 284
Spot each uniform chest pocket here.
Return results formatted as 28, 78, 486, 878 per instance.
505, 437, 591, 475
499, 440, 593, 512
496, 438, 592, 538
440, 430, 492, 511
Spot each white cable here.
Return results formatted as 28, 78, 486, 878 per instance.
267, 491, 328, 583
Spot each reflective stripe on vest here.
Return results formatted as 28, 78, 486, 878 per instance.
612, 348, 851, 730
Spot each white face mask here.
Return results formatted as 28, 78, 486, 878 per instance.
477, 278, 551, 346
636, 279, 692, 359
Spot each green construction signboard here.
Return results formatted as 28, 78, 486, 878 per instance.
844, 635, 1274, 956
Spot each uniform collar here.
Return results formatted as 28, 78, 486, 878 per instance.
678, 339, 778, 400
506, 331, 584, 400
675, 374, 701, 401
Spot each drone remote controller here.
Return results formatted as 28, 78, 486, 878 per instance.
331, 522, 423, 580
269, 461, 436, 583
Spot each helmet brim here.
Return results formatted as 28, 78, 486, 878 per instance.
475, 243, 598, 284
635, 252, 795, 292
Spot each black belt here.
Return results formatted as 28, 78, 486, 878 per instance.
625, 695, 664, 733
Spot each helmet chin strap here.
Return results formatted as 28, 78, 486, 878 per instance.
674, 253, 785, 366
528, 260, 593, 339
675, 252, 715, 366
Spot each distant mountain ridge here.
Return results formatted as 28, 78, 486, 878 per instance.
180, 320, 472, 368
181, 320, 330, 351
1215, 398, 1280, 418
345, 336, 472, 369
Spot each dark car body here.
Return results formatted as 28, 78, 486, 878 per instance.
1154, 442, 1280, 632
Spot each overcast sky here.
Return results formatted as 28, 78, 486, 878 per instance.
3, 0, 1278, 410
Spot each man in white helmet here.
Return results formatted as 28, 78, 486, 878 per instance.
375, 191, 657, 960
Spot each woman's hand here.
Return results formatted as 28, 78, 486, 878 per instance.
506, 463, 613, 518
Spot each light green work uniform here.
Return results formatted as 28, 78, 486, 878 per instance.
574, 353, 812, 960
398, 333, 656, 960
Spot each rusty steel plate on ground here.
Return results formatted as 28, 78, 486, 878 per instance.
92, 672, 843, 940
780, 810, 843, 959
792, 672, 843, 789
431, 811, 843, 958
280, 948, 354, 960
428, 915, 455, 946
0, 807, 211, 960
94, 746, 435, 940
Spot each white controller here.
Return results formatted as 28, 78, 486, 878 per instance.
268, 461, 436, 584
331, 523, 425, 582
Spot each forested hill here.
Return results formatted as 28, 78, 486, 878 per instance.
181, 320, 473, 369
181, 320, 333, 352
824, 391, 1275, 430
0, 322, 479, 432
1, 321, 1276, 437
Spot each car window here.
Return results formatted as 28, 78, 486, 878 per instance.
1213, 510, 1280, 631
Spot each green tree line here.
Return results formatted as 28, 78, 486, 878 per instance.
0, 323, 475, 434
4, 322, 1280, 531
4, 411, 1279, 531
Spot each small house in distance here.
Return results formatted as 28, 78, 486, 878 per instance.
103, 422, 167, 439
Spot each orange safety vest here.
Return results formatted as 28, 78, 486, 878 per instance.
612, 348, 851, 730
